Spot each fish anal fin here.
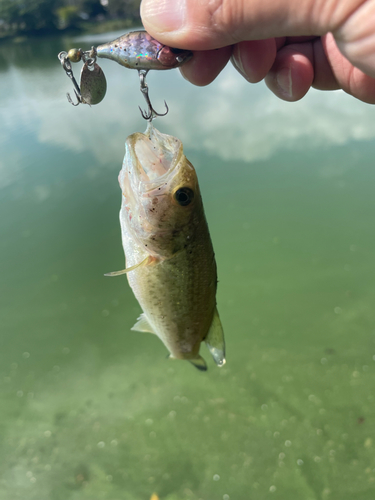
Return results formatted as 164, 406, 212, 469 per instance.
104, 255, 154, 276
167, 353, 207, 371
131, 313, 156, 334
189, 355, 207, 371
205, 308, 226, 367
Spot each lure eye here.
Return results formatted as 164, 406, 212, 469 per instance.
174, 187, 194, 206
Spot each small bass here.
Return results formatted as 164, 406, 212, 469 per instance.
108, 124, 225, 371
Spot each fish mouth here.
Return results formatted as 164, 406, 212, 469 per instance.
128, 123, 183, 186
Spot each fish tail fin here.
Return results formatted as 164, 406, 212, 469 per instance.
189, 355, 207, 371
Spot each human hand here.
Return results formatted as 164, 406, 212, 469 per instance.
140, 0, 375, 104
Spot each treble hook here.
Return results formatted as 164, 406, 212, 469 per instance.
138, 70, 168, 121
58, 51, 83, 106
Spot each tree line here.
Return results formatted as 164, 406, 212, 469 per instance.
0, 0, 141, 38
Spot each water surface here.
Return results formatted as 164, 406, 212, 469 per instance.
1, 32, 375, 500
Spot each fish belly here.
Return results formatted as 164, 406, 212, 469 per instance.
125, 234, 217, 360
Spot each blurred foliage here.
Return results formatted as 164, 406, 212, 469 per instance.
105, 0, 141, 22
56, 5, 80, 29
0, 0, 141, 38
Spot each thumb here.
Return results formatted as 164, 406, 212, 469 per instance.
140, 0, 346, 50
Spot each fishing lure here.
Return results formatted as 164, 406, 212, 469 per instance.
58, 30, 193, 120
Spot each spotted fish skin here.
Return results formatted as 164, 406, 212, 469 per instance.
96, 30, 193, 70
112, 124, 225, 370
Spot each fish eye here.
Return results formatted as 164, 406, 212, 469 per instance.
174, 187, 194, 206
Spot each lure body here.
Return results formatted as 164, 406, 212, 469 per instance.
96, 30, 193, 70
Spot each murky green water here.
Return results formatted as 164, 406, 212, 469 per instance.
1, 31, 375, 500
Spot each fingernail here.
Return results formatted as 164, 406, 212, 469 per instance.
276, 67, 293, 98
141, 0, 186, 32
231, 49, 246, 79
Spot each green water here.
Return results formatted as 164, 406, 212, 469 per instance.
1, 32, 375, 500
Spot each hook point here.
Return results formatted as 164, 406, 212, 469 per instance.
67, 90, 81, 106
138, 70, 169, 121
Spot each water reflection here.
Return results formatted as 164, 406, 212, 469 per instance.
1, 30, 375, 178
1, 30, 375, 500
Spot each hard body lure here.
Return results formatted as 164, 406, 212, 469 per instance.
96, 31, 192, 70
58, 30, 193, 120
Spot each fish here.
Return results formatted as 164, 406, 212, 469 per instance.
96, 30, 193, 71
106, 123, 225, 371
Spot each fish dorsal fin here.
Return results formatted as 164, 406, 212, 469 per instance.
205, 308, 226, 367
189, 355, 207, 371
104, 255, 153, 277
131, 313, 156, 334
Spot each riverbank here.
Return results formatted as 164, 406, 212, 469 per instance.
0, 18, 141, 43
76, 18, 140, 34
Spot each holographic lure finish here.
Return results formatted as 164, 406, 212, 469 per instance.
96, 30, 193, 70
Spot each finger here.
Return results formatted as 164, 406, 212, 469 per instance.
271, 37, 345, 92
265, 36, 375, 103
310, 37, 340, 90
284, 36, 320, 44
322, 33, 375, 103
179, 46, 232, 86
265, 44, 314, 101
333, 1, 375, 78
140, 0, 361, 50
281, 35, 340, 90
276, 37, 287, 50
231, 39, 276, 83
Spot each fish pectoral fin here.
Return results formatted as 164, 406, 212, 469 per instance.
189, 355, 207, 371
131, 313, 156, 334
205, 307, 226, 367
104, 255, 153, 276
